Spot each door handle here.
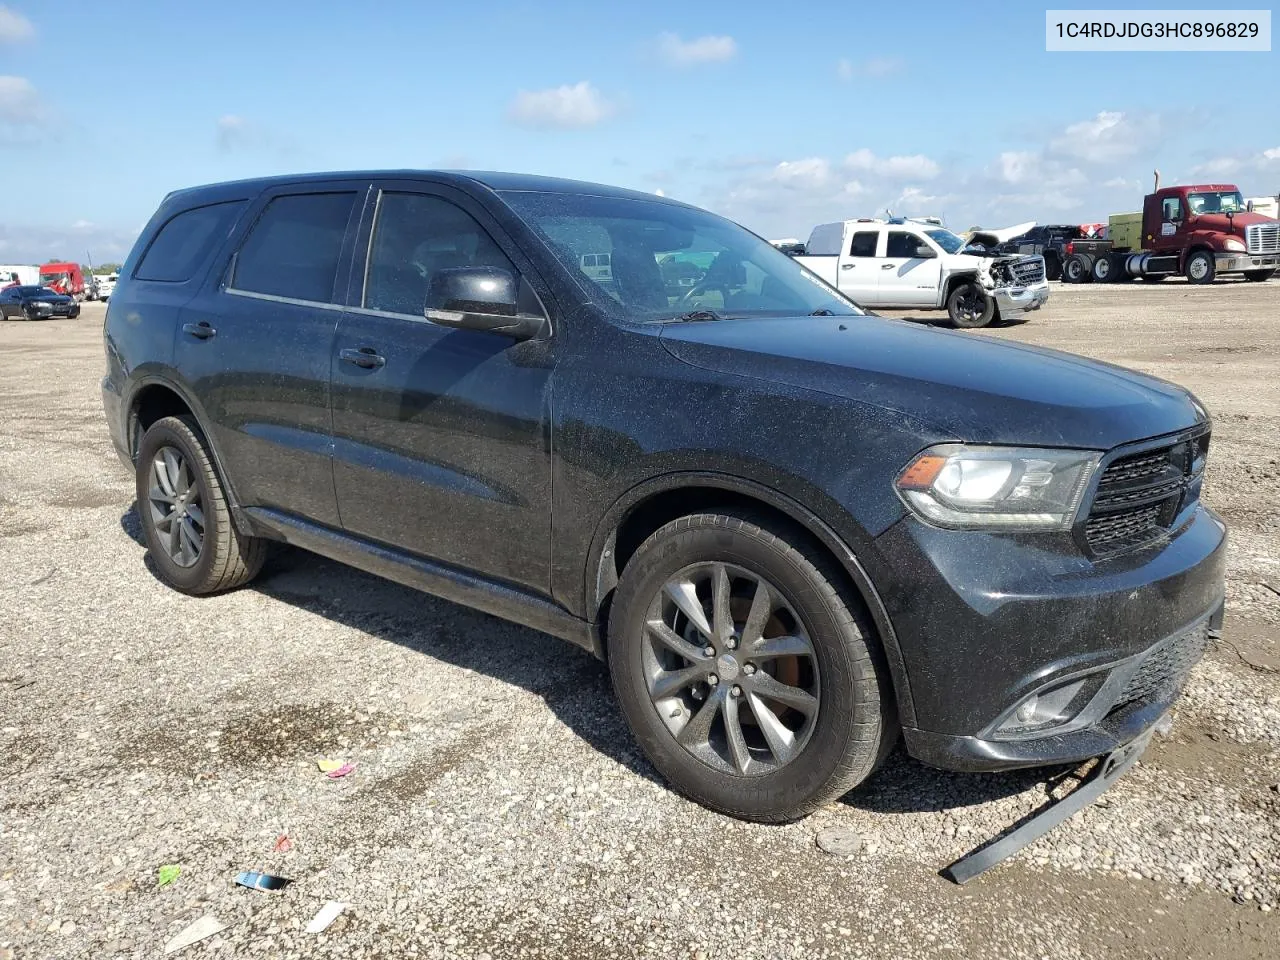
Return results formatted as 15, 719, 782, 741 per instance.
881, 264, 895, 270
182, 321, 216, 339
840, 264, 854, 270
340, 346, 386, 370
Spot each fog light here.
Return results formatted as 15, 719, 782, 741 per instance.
998, 679, 1089, 734
1015, 696, 1039, 724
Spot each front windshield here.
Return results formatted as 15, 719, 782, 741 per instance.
1187, 190, 1245, 215
501, 191, 862, 321
925, 229, 966, 254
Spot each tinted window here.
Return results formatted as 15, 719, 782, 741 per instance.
135, 200, 247, 282
232, 192, 357, 303
886, 232, 923, 258
1162, 197, 1182, 221
848, 232, 877, 257
363, 192, 514, 316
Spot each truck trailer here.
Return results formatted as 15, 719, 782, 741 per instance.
1061, 180, 1279, 284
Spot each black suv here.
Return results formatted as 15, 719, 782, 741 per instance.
103, 172, 1226, 822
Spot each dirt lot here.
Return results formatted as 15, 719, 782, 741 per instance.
2, 282, 1278, 960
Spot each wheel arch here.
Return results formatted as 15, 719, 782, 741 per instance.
124, 376, 253, 537
940, 270, 978, 306
585, 472, 916, 726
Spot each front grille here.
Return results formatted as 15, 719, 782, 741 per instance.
1009, 256, 1046, 286
1084, 432, 1208, 555
1247, 222, 1280, 255
1113, 622, 1212, 711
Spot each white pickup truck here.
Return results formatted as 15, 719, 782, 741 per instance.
792, 218, 1050, 328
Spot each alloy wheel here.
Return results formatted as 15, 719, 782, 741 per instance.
147, 446, 205, 567
642, 562, 820, 776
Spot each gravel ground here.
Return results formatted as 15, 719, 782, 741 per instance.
2, 283, 1278, 960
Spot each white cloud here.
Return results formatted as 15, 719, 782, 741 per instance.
215, 113, 293, 154
0, 74, 47, 144
845, 148, 940, 180
1049, 110, 1159, 164
215, 114, 248, 150
836, 57, 903, 80
507, 81, 616, 129
0, 6, 34, 44
0, 220, 138, 264
658, 33, 737, 66
1265, 147, 1280, 161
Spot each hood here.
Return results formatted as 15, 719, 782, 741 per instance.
967, 221, 1036, 248
1190, 210, 1275, 234
659, 315, 1203, 450
29, 292, 72, 303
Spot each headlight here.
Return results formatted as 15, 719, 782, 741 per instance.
896, 445, 1100, 530
1223, 238, 1245, 252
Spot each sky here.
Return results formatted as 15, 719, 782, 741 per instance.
1, 0, 1277, 263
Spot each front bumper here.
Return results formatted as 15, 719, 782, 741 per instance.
992, 281, 1050, 320
871, 503, 1227, 773
1217, 253, 1279, 273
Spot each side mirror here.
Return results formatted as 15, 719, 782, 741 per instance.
914, 244, 937, 259
424, 266, 546, 340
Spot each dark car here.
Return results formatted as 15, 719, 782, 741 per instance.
102, 171, 1226, 823
0, 285, 80, 320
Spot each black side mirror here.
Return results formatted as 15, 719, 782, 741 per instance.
424, 266, 546, 340
914, 244, 937, 259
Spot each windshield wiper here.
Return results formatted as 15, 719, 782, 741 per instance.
664, 310, 726, 323
809, 308, 837, 316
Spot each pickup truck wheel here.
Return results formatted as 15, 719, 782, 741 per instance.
1091, 255, 1115, 283
1245, 269, 1275, 282
608, 512, 896, 823
946, 283, 995, 328
1184, 250, 1216, 284
1063, 254, 1090, 283
135, 416, 267, 595
1043, 255, 1062, 281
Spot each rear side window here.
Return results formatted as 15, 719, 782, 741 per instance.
135, 200, 247, 282
848, 231, 878, 257
231, 192, 357, 303
363, 192, 514, 316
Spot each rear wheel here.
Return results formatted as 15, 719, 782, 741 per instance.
1091, 255, 1116, 283
135, 416, 267, 595
1184, 250, 1216, 284
1245, 269, 1275, 282
946, 282, 995, 328
1063, 254, 1090, 283
608, 512, 896, 822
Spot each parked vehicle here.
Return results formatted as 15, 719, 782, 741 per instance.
1060, 180, 1279, 284
94, 272, 119, 300
1247, 195, 1279, 220
791, 217, 1049, 328
38, 262, 87, 299
103, 171, 1225, 824
995, 224, 1105, 281
0, 264, 40, 289
0, 284, 81, 319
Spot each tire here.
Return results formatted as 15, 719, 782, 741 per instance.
1184, 250, 1216, 284
1043, 254, 1062, 282
1063, 254, 1091, 283
608, 512, 896, 823
1245, 269, 1275, 282
135, 415, 267, 595
1091, 255, 1115, 283
946, 282, 996, 328
70, 307, 80, 319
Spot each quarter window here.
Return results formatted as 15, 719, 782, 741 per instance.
231, 192, 357, 303
363, 192, 514, 316
135, 200, 247, 283
848, 231, 878, 257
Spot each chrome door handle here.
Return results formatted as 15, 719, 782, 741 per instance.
340, 347, 385, 369
840, 264, 854, 270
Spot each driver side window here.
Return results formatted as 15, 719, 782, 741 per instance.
885, 231, 923, 259
364, 192, 514, 316
1162, 197, 1183, 221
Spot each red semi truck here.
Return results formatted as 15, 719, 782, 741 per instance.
38, 261, 87, 299
1060, 181, 1280, 284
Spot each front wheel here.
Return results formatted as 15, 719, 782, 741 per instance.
946, 282, 996, 328
1245, 269, 1275, 282
1184, 250, 1216, 284
135, 416, 267, 595
608, 512, 896, 823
